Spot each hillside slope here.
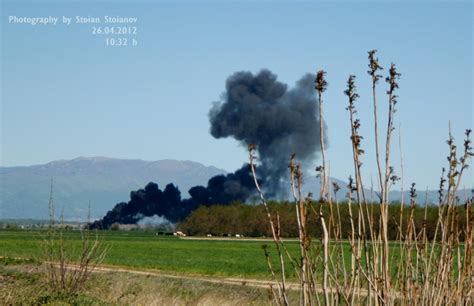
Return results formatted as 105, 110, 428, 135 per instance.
0, 157, 226, 219
1, 157, 469, 221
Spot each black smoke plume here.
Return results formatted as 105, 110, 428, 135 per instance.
89, 165, 258, 229
209, 69, 326, 196
91, 69, 326, 229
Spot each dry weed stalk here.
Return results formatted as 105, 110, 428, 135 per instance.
289, 155, 311, 305
249, 144, 290, 306
315, 70, 329, 202
41, 182, 107, 294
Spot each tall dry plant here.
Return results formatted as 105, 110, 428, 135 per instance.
249, 51, 473, 305
315, 70, 329, 202
249, 144, 290, 306
40, 181, 108, 294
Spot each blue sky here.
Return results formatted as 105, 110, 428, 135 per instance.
1, 0, 472, 190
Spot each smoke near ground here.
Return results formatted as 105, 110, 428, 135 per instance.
91, 69, 326, 228
209, 69, 326, 196
89, 165, 257, 229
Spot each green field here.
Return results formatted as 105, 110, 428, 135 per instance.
0, 230, 305, 279
1, 229, 457, 281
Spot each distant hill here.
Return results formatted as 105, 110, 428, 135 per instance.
1, 157, 470, 221
0, 157, 226, 220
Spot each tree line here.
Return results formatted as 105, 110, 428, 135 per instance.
177, 201, 471, 241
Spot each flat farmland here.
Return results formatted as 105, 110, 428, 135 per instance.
1, 230, 457, 280
0, 230, 303, 279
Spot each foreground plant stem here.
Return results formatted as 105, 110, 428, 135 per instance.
248, 144, 289, 306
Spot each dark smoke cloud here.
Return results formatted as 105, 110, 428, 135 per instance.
91, 69, 326, 228
209, 69, 327, 196
90, 165, 257, 229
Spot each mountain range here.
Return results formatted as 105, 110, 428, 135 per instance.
0, 157, 470, 221
0, 157, 225, 220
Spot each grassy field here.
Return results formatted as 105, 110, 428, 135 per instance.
0, 229, 305, 279
0, 229, 466, 305
0, 229, 304, 304
0, 229, 458, 281
0, 261, 290, 305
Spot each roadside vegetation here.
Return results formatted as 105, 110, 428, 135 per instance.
1, 188, 111, 304
246, 50, 472, 305
0, 256, 285, 305
40, 191, 108, 295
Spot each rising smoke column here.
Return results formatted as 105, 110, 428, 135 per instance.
90, 69, 327, 229
209, 69, 327, 196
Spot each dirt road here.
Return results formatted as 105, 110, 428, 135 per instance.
76, 264, 300, 291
